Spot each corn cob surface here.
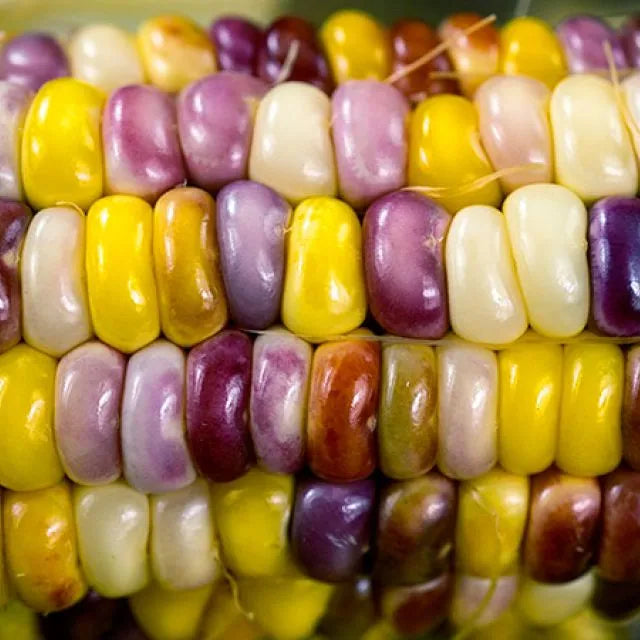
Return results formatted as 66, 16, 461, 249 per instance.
1, 5, 640, 640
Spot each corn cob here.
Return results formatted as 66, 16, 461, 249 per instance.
1, 7, 640, 640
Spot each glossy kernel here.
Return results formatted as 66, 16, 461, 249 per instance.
307, 337, 379, 482
498, 344, 562, 475
389, 20, 459, 104
282, 197, 365, 337
524, 468, 601, 583
550, 75, 638, 202
137, 15, 216, 92
0, 344, 62, 491
557, 343, 623, 476
21, 205, 92, 357
4, 482, 87, 613
624, 345, 640, 470
375, 473, 456, 585
408, 94, 501, 213
68, 24, 146, 94
378, 344, 438, 479
503, 184, 589, 338
250, 330, 312, 474
121, 340, 196, 494
292, 476, 376, 583
86, 195, 159, 353
475, 76, 553, 193
21, 78, 104, 211
437, 342, 497, 480
154, 187, 227, 347
211, 468, 293, 578
55, 341, 125, 486
455, 468, 529, 577
186, 330, 254, 483
598, 468, 640, 583
0, 82, 32, 200
439, 12, 499, 97
239, 573, 334, 640
74, 482, 149, 598
499, 17, 567, 88
320, 10, 391, 83
130, 582, 213, 640
446, 205, 527, 345
589, 196, 640, 337
151, 479, 221, 591
0, 199, 30, 353
249, 82, 336, 204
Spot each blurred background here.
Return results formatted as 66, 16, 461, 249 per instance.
1, 0, 638, 32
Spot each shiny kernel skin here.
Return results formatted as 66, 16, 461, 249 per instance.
0, 600, 41, 640
0, 493, 5, 607
408, 94, 501, 213
21, 78, 104, 211
137, 15, 216, 92
4, 482, 87, 613
557, 343, 623, 476
624, 345, 640, 470
130, 582, 213, 640
455, 468, 529, 577
375, 473, 456, 585
598, 468, 640, 583
439, 12, 499, 97
239, 573, 334, 640
320, 10, 391, 83
499, 17, 567, 88
86, 195, 159, 353
378, 344, 438, 479
0, 344, 62, 490
74, 482, 149, 599
0, 200, 30, 353
524, 468, 601, 583
498, 344, 562, 475
282, 197, 366, 337
211, 468, 293, 578
153, 187, 227, 347
307, 337, 379, 482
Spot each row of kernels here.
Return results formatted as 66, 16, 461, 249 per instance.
2, 478, 219, 612
6, 60, 640, 217
0, 331, 628, 497
7, 11, 640, 102
11, 183, 640, 357
11, 464, 640, 637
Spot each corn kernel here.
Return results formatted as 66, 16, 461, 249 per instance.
153, 187, 227, 347
550, 75, 637, 202
239, 573, 334, 640
21, 205, 92, 357
138, 15, 216, 92
0, 344, 62, 491
282, 197, 365, 337
557, 343, 623, 476
86, 195, 159, 353
499, 17, 567, 88
151, 479, 221, 591
130, 582, 213, 640
320, 10, 391, 82
455, 469, 529, 578
21, 78, 104, 210
408, 95, 501, 213
211, 468, 293, 578
4, 482, 87, 612
0, 600, 41, 640
439, 13, 499, 97
68, 23, 146, 94
498, 343, 562, 475
74, 481, 149, 598
199, 582, 265, 640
